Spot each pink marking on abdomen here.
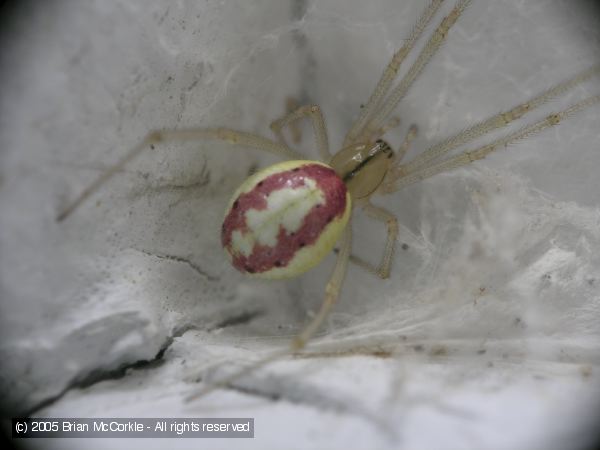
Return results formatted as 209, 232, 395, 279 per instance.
222, 163, 347, 275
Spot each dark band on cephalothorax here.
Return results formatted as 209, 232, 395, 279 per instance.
342, 140, 393, 183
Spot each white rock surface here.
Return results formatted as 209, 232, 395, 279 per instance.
1, 0, 599, 449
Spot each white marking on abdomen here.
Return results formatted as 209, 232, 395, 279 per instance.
232, 178, 324, 256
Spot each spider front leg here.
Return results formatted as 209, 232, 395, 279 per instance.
382, 94, 600, 192
351, 202, 398, 280
398, 65, 600, 177
56, 127, 301, 221
343, 0, 444, 146
270, 104, 331, 162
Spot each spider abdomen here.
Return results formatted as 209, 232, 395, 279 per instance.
221, 160, 351, 279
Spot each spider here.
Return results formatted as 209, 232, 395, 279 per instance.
57, 0, 599, 395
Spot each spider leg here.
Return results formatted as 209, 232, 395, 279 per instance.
381, 94, 600, 192
331, 248, 379, 274
185, 223, 352, 402
394, 124, 418, 165
270, 104, 331, 161
361, 0, 472, 141
56, 128, 301, 222
352, 202, 398, 280
292, 222, 352, 349
343, 0, 444, 146
399, 64, 600, 176
284, 97, 303, 144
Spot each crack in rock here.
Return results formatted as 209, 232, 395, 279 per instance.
211, 309, 265, 331
133, 247, 219, 281
24, 336, 175, 417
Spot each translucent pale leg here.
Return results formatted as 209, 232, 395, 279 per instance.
56, 128, 301, 222
382, 95, 600, 191
399, 64, 600, 176
362, 0, 472, 140
354, 202, 398, 280
270, 104, 331, 162
394, 124, 418, 165
343, 0, 444, 146
284, 97, 303, 144
292, 222, 352, 349
185, 223, 353, 402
